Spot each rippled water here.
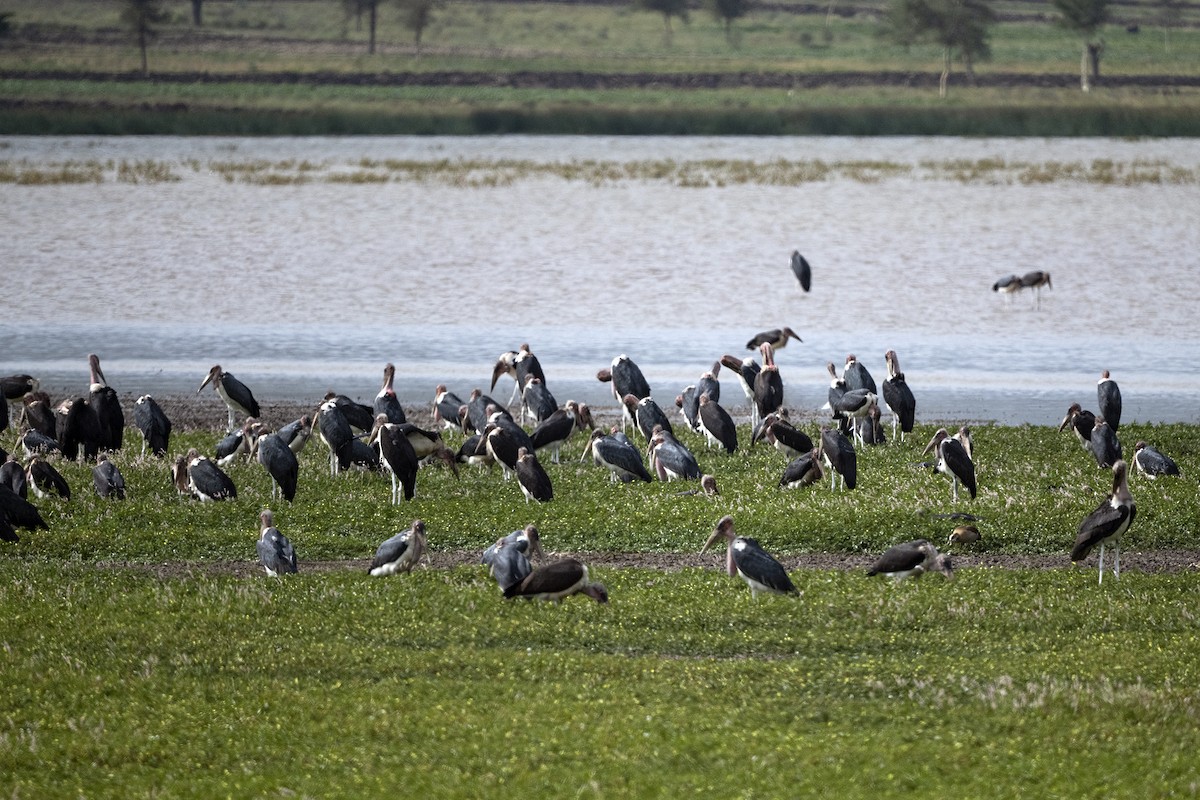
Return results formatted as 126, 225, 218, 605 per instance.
3, 135, 1199, 425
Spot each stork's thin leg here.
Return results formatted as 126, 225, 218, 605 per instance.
1113, 544, 1120, 581
1098, 543, 1106, 585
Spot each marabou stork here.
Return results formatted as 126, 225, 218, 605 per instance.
477, 422, 521, 479
992, 274, 1022, 298
753, 343, 784, 423
323, 391, 375, 433
0, 483, 48, 538
676, 385, 700, 432
368, 414, 419, 503
257, 510, 297, 576
87, 354, 124, 451
598, 355, 651, 431
374, 363, 406, 424
1090, 417, 1122, 470
1059, 403, 1097, 452
92, 453, 126, 500
0, 455, 27, 499
1131, 441, 1180, 479
515, 447, 553, 503
867, 540, 953, 582
1071, 460, 1135, 584
859, 404, 887, 446
697, 394, 737, 453
185, 448, 237, 501
1, 374, 38, 405
1096, 370, 1122, 432
746, 327, 803, 351
432, 384, 465, 430
521, 376, 558, 425
702, 515, 796, 598
198, 364, 260, 431
133, 394, 172, 457
503, 558, 608, 604
779, 448, 823, 489
720, 353, 762, 426
215, 419, 261, 467
648, 427, 702, 482
924, 428, 976, 501
882, 350, 916, 442
22, 391, 56, 438
751, 410, 814, 460
254, 431, 299, 503
368, 520, 427, 576
26, 456, 70, 500
481, 524, 544, 570
843, 354, 877, 395
461, 389, 508, 436
55, 396, 101, 461
818, 427, 857, 491
484, 537, 535, 592
581, 429, 652, 483
315, 399, 354, 475
491, 343, 546, 408
623, 394, 673, 441
1020, 270, 1052, 307
695, 363, 721, 407
21, 428, 61, 458
530, 401, 589, 464
790, 250, 812, 292
275, 414, 313, 455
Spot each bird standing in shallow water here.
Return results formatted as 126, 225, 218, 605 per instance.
1072, 460, 1135, 585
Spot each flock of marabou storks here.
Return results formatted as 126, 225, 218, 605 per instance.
0, 256, 1186, 599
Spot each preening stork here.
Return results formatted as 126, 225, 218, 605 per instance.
0, 455, 27, 499
275, 414, 313, 455
648, 426, 702, 482
753, 343, 784, 423
779, 448, 823, 489
481, 524, 544, 590
133, 394, 172, 457
867, 540, 953, 582
720, 353, 762, 425
257, 510, 297, 576
746, 327, 803, 352
198, 364, 260, 431
697, 394, 738, 453
882, 350, 916, 442
676, 384, 700, 432
368, 519, 427, 576
0, 483, 48, 540
515, 447, 553, 503
790, 250, 812, 292
92, 453, 126, 500
1059, 403, 1097, 452
1096, 370, 1122, 432
582, 429, 653, 483
1071, 460, 1135, 584
323, 391, 375, 433
374, 363, 407, 424
751, 410, 814, 461
859, 404, 887, 446
530, 400, 590, 464
215, 418, 261, 467
254, 431, 299, 503
26, 456, 70, 500
22, 391, 56, 438
1131, 441, 1180, 479
432, 384, 465, 430
703, 515, 796, 599
623, 394, 673, 441
819, 427, 857, 491
1089, 417, 1122, 470
503, 558, 609, 604
87, 354, 124, 451
924, 428, 977, 501
185, 447, 237, 501
368, 414, 419, 503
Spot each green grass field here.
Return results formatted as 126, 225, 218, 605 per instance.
1, 419, 1198, 796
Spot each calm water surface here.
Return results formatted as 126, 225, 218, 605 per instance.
3, 135, 1199, 425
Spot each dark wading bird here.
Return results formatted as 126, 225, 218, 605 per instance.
582, 429, 653, 484
752, 410, 814, 461
185, 448, 237, 501
697, 394, 738, 454
275, 414, 313, 455
1059, 403, 1097, 453
790, 250, 812, 292
746, 327, 803, 352
1089, 416, 1122, 470
648, 427, 702, 482
948, 525, 981, 547
323, 391, 375, 433
515, 447, 554, 503
315, 399, 355, 475
1020, 270, 1052, 307
623, 393, 673, 442
1071, 460, 1135, 585
87, 354, 124, 452
368, 519, 427, 577
720, 353, 762, 426
368, 414, 419, 503
92, 453, 126, 500
257, 510, 297, 576
530, 400, 592, 464
779, 449, 823, 489
0, 455, 27, 499
992, 274, 1022, 298
597, 355, 651, 432
1096, 370, 1122, 432
481, 524, 544, 591
867, 540, 954, 582
1131, 441, 1180, 479
753, 343, 784, 423
882, 350, 916, 442
254, 431, 299, 503
491, 344, 547, 409
133, 394, 172, 457
374, 363, 406, 424
22, 391, 56, 439
433, 384, 466, 430
198, 364, 261, 431
819, 427, 857, 491
924, 428, 977, 501
503, 558, 609, 604
0, 482, 49, 542
54, 396, 101, 462
702, 515, 796, 599
1, 374, 39, 406
26, 456, 70, 500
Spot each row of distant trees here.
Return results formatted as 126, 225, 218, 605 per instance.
118, 0, 1121, 92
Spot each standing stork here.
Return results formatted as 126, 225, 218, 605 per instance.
185, 447, 237, 501
315, 398, 354, 475
720, 353, 762, 426
597, 355, 651, 432
790, 250, 812, 292
752, 411, 814, 460
198, 364, 261, 431
753, 343, 784, 424
27, 456, 70, 500
867, 540, 953, 582
0, 455, 27, 499
676, 385, 700, 432
1059, 403, 1097, 453
368, 414, 419, 503
1089, 417, 1122, 469
1020, 270, 1052, 307
882, 350, 916, 442
1131, 441, 1180, 479
819, 427, 857, 491
0, 483, 48, 538
374, 363, 406, 424
481, 524, 544, 575
843, 354, 877, 395
924, 428, 977, 501
581, 429, 652, 483
702, 515, 796, 599
432, 384, 465, 431
515, 447, 553, 503
275, 414, 313, 455
1071, 460, 1135, 584
503, 558, 608, 604
648, 426, 702, 482
254, 431, 299, 503
521, 377, 558, 425
746, 327, 803, 351
697, 394, 738, 453
91, 453, 126, 500
530, 400, 589, 464
257, 510, 297, 576
1096, 370, 1122, 432
133, 394, 172, 457
623, 394, 673, 441
87, 354, 124, 451
368, 519, 427, 576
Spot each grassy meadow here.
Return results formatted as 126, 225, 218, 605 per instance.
2, 416, 1199, 796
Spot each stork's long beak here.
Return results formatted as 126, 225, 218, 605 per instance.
701, 527, 724, 554
197, 369, 215, 394
1057, 414, 1072, 432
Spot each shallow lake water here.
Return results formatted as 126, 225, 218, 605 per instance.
3, 135, 1199, 426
